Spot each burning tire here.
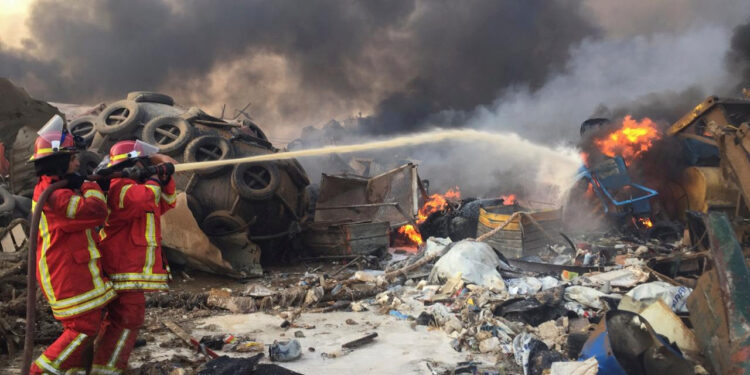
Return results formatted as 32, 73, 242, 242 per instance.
201, 210, 247, 236
231, 162, 280, 201
183, 135, 234, 176
0, 186, 16, 215
126, 91, 174, 106
68, 116, 98, 145
96, 100, 142, 136
142, 116, 194, 155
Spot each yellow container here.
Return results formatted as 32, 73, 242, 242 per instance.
476, 206, 562, 259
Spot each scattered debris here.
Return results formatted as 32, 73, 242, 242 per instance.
269, 340, 302, 362
342, 333, 378, 350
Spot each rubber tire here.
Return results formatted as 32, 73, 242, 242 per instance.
76, 151, 103, 177
142, 116, 194, 155
231, 162, 280, 201
68, 116, 98, 145
286, 158, 310, 187
126, 91, 174, 106
183, 135, 234, 176
243, 121, 268, 142
0, 186, 15, 215
9, 127, 37, 197
201, 210, 247, 236
181, 106, 206, 120
186, 194, 205, 223
96, 100, 142, 136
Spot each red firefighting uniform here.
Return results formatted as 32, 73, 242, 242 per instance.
91, 176, 176, 374
30, 176, 116, 375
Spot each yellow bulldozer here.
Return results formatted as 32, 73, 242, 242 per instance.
663, 94, 750, 244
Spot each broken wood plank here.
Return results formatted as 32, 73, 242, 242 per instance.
163, 320, 219, 359
342, 332, 378, 349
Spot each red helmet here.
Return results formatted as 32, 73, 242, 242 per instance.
29, 115, 77, 162
107, 140, 159, 168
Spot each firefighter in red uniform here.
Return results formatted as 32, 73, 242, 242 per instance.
29, 115, 116, 374
91, 140, 176, 374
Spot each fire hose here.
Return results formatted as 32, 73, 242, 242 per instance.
22, 163, 173, 375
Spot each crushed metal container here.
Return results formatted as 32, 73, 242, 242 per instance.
302, 221, 390, 257
686, 212, 750, 375
475, 205, 561, 259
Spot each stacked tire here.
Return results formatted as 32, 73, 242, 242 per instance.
71, 91, 309, 265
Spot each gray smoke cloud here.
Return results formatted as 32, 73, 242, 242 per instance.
0, 0, 597, 137
2, 0, 750, 199
728, 19, 750, 91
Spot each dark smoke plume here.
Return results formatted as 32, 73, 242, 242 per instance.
0, 0, 597, 134
728, 19, 750, 92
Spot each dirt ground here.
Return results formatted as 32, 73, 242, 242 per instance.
2, 260, 505, 375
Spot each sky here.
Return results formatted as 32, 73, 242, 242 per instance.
1, 0, 749, 143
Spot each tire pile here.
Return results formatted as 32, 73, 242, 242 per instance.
16, 91, 310, 270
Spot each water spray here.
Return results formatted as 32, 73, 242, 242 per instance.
175, 128, 581, 173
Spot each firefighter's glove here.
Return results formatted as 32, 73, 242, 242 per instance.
154, 163, 174, 185
64, 173, 85, 190
121, 166, 149, 182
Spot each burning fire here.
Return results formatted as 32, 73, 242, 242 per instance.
500, 194, 516, 205
398, 224, 423, 245
637, 217, 653, 228
395, 187, 462, 248
417, 187, 461, 223
594, 115, 661, 164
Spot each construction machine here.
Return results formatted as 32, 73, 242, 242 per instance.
664, 94, 750, 243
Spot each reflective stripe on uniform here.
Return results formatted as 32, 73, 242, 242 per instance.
109, 273, 168, 281
112, 281, 169, 291
118, 185, 132, 209
108, 329, 131, 368
86, 229, 105, 289
66, 196, 82, 219
161, 190, 176, 205
52, 332, 87, 366
91, 365, 123, 375
52, 287, 116, 319
144, 184, 161, 207
34, 354, 63, 375
30, 148, 55, 161
84, 189, 106, 202
35, 205, 57, 303
143, 213, 157, 274
48, 281, 113, 311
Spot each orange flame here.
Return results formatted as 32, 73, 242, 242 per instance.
594, 115, 660, 164
417, 187, 461, 224
637, 217, 653, 228
398, 224, 423, 246
501, 194, 516, 205
395, 187, 461, 248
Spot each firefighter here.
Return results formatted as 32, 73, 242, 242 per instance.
91, 140, 176, 374
29, 115, 116, 374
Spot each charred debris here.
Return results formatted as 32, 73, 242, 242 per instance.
1, 79, 750, 374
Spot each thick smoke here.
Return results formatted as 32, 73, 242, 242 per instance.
467, 26, 735, 144
728, 20, 750, 92
0, 0, 597, 136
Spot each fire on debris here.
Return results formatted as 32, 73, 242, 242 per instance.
592, 115, 661, 165
395, 187, 462, 248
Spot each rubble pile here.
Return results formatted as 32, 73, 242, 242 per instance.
155, 220, 733, 374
